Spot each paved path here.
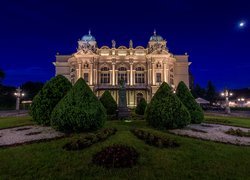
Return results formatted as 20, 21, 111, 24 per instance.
0, 125, 64, 147
170, 123, 250, 146
0, 110, 29, 117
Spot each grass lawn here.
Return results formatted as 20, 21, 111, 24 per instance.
0, 117, 250, 179
205, 115, 250, 128
0, 116, 34, 129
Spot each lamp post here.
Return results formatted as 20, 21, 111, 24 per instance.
237, 98, 245, 107
14, 87, 25, 110
221, 89, 233, 114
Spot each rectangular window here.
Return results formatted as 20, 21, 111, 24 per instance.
118, 73, 127, 83
84, 73, 88, 82
135, 73, 145, 84
156, 73, 161, 83
101, 73, 110, 84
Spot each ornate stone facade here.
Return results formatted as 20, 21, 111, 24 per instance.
53, 30, 191, 107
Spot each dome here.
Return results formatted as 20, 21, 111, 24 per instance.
149, 30, 163, 41
81, 30, 96, 41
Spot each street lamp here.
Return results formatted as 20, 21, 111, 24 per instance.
14, 87, 25, 110
221, 89, 233, 114
237, 97, 245, 107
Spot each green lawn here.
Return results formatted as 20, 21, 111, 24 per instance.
0, 116, 34, 129
205, 115, 250, 128
0, 117, 250, 179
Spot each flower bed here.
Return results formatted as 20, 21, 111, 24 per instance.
63, 128, 117, 151
131, 129, 179, 148
225, 128, 250, 137
92, 144, 139, 168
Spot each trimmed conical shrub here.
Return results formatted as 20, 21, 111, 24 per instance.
100, 90, 117, 115
135, 98, 147, 115
51, 78, 106, 132
30, 75, 72, 125
176, 81, 204, 123
145, 82, 191, 129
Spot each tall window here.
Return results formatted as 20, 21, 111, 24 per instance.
136, 93, 143, 104
118, 67, 127, 83
135, 67, 145, 84
100, 67, 110, 84
156, 73, 161, 83
84, 73, 88, 82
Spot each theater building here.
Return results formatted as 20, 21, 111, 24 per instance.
53, 30, 191, 107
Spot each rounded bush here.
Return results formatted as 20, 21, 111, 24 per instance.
51, 78, 107, 132
100, 90, 117, 115
135, 98, 147, 115
30, 75, 72, 125
176, 81, 204, 123
92, 144, 139, 168
145, 82, 191, 129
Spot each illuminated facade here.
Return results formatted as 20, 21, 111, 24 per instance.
53, 30, 191, 107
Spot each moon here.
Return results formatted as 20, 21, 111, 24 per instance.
238, 21, 246, 28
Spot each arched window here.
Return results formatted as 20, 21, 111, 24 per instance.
136, 93, 143, 104
135, 67, 145, 84
100, 67, 110, 84
118, 67, 127, 83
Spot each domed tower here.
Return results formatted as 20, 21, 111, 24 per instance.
78, 30, 97, 53
148, 30, 168, 53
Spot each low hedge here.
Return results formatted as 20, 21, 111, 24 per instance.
63, 128, 117, 151
225, 128, 250, 137
131, 129, 179, 148
92, 144, 139, 168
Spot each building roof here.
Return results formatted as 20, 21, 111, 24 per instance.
195, 97, 210, 104
149, 30, 163, 41
81, 30, 96, 41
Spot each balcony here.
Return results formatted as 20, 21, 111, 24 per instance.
94, 83, 150, 91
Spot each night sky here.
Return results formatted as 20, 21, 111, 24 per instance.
0, 0, 249, 90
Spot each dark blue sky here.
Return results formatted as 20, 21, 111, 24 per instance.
0, 0, 249, 90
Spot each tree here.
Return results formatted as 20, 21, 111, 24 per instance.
191, 84, 206, 98
145, 82, 191, 129
206, 81, 216, 103
0, 69, 5, 84
100, 90, 117, 115
51, 78, 106, 132
135, 98, 147, 115
176, 81, 204, 123
21, 81, 44, 100
30, 75, 72, 125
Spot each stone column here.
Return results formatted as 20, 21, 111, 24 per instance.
115, 70, 118, 85
163, 62, 167, 82
152, 62, 155, 85
90, 63, 93, 85
147, 63, 151, 85
78, 63, 82, 79
112, 63, 115, 85
130, 63, 133, 86
110, 70, 112, 85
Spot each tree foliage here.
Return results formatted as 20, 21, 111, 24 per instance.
191, 84, 206, 98
145, 82, 191, 129
135, 98, 147, 115
0, 69, 5, 84
30, 75, 72, 125
21, 81, 44, 100
176, 81, 204, 124
206, 81, 216, 103
51, 78, 106, 132
100, 90, 117, 115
